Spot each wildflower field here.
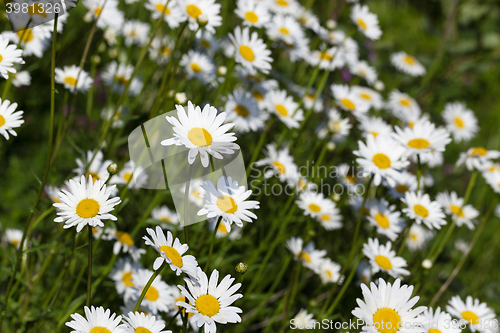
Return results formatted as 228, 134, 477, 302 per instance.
2, 0, 500, 332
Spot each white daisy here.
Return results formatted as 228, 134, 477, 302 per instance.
357, 261, 373, 286
352, 278, 425, 333
354, 135, 410, 187
266, 14, 304, 45
131, 268, 175, 315
0, 98, 24, 140
224, 88, 267, 133
296, 190, 336, 219
2, 27, 50, 58
388, 90, 421, 122
266, 0, 299, 15
143, 226, 199, 279
402, 191, 447, 230
176, 268, 243, 333
151, 205, 180, 229
263, 89, 304, 128
3, 228, 24, 249
161, 101, 239, 168
419, 307, 462, 333
436, 191, 479, 229
316, 206, 343, 231
483, 171, 500, 194
179, 0, 222, 34
291, 309, 317, 330
101, 61, 134, 94
180, 50, 215, 84
0, 35, 25, 79
286, 237, 326, 272
350, 4, 382, 40
456, 147, 500, 171
11, 70, 31, 87
122, 311, 171, 333
107, 229, 146, 262
317, 258, 343, 284
362, 238, 409, 278
123, 20, 150, 47
229, 26, 273, 74
53, 175, 121, 232
367, 199, 404, 241
255, 143, 299, 183
198, 176, 260, 232
352, 86, 384, 110
308, 46, 345, 71
208, 217, 242, 240
302, 89, 323, 113
386, 171, 418, 199
55, 65, 93, 93
442, 102, 478, 142
406, 224, 433, 252
149, 37, 174, 64
359, 116, 393, 140
446, 296, 497, 333
65, 306, 125, 333
73, 150, 112, 184
350, 60, 378, 85
145, 0, 186, 29
82, 0, 124, 29
317, 109, 352, 142
235, 0, 271, 28
391, 51, 426, 76
110, 160, 148, 189
181, 178, 207, 207
109, 257, 141, 301
331, 84, 370, 118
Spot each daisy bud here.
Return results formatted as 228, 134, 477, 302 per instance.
327, 142, 336, 151
235, 262, 248, 274
108, 48, 118, 59
83, 12, 93, 23
326, 19, 337, 30
167, 89, 175, 98
91, 55, 101, 64
175, 92, 187, 104
97, 42, 106, 53
308, 230, 316, 237
107, 163, 118, 175
217, 66, 227, 76
197, 14, 209, 27
332, 193, 341, 202
374, 80, 385, 91
422, 259, 432, 269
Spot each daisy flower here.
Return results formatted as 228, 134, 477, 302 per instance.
350, 60, 378, 85
357, 261, 373, 286
331, 84, 369, 118
354, 135, 410, 187
208, 217, 242, 240
180, 50, 215, 83
196, 30, 220, 55
181, 178, 207, 207
224, 88, 267, 133
179, 0, 222, 34
161, 101, 239, 168
483, 171, 500, 194
110, 160, 148, 189
12, 70, 31, 87
456, 147, 500, 171
235, 0, 270, 28
436, 191, 479, 229
308, 46, 345, 71
406, 224, 433, 252
446, 296, 497, 333
359, 116, 393, 140
145, 0, 186, 28
402, 191, 447, 230
65, 306, 125, 333
131, 268, 175, 314
297, 8, 320, 31
317, 258, 343, 284
53, 175, 121, 232
419, 307, 462, 333
2, 27, 50, 58
350, 4, 382, 40
109, 257, 141, 301
317, 109, 352, 142
442, 102, 478, 142
302, 89, 323, 113
362, 238, 409, 278
386, 171, 418, 199
291, 309, 317, 330
229, 26, 273, 74
391, 51, 426, 76
352, 86, 384, 110
316, 206, 343, 231
197, 176, 260, 232
266, 14, 304, 45
367, 199, 404, 241
176, 268, 243, 333
296, 190, 336, 219
73, 150, 112, 184
151, 205, 180, 229
83, 0, 124, 29
0, 35, 25, 79
286, 237, 326, 272
123, 20, 150, 47
255, 143, 299, 183
352, 278, 425, 333
3, 228, 24, 249
106, 229, 146, 261
143, 226, 199, 279
267, 0, 299, 15
55, 65, 93, 93
149, 37, 174, 64
122, 312, 171, 333
0, 98, 24, 140
101, 61, 134, 94
264, 89, 304, 128
388, 90, 421, 121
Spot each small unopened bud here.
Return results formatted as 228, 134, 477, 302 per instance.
197, 14, 209, 27
308, 229, 316, 237
217, 66, 227, 76
108, 48, 118, 59
175, 92, 187, 104
167, 89, 175, 98
327, 142, 336, 151
97, 42, 106, 53
107, 163, 118, 175
235, 262, 248, 274
326, 19, 337, 30
374, 80, 385, 91
91, 55, 101, 64
332, 193, 341, 202
83, 12, 93, 23
422, 259, 433, 269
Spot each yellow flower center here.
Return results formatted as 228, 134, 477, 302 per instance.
90, 327, 111, 333
411, 234, 418, 240
450, 205, 464, 217
192, 189, 202, 199
135, 327, 153, 333
319, 52, 333, 61
375, 255, 392, 270
239, 45, 255, 62
155, 4, 170, 14
200, 39, 210, 48
413, 204, 429, 218
374, 213, 389, 229
162, 46, 171, 56
159, 245, 183, 268
372, 153, 391, 169
357, 18, 367, 30
123, 173, 132, 182
275, 104, 288, 116
471, 147, 487, 156
321, 214, 330, 221
279, 27, 290, 35
373, 308, 401, 333
17, 29, 34, 42
461, 311, 480, 325
216, 196, 238, 214
454, 117, 464, 128
144, 286, 159, 301
76, 198, 100, 218
218, 222, 228, 234
235, 104, 250, 117
371, 132, 379, 138
408, 121, 415, 128
114, 75, 128, 85
400, 99, 410, 107
0, 115, 5, 128
122, 272, 134, 287
12, 239, 20, 245
404, 55, 415, 65
300, 252, 311, 263
276, 0, 288, 5
64, 76, 77, 86
253, 89, 263, 101
360, 93, 371, 100
0, 54, 3, 62
187, 127, 212, 147
326, 270, 332, 278
341, 98, 355, 110
116, 232, 134, 246
95, 6, 102, 16
407, 138, 430, 149
273, 161, 286, 174
86, 172, 100, 184
190, 63, 201, 73
395, 184, 409, 194
308, 203, 321, 213
195, 294, 220, 317
186, 4, 202, 18
245, 11, 258, 23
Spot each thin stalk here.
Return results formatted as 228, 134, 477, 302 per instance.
86, 225, 93, 307
204, 216, 222, 272
326, 255, 362, 315
133, 264, 166, 311
245, 119, 275, 178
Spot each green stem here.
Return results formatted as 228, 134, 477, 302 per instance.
204, 216, 222, 272
86, 225, 93, 307
133, 264, 166, 311
326, 255, 362, 315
